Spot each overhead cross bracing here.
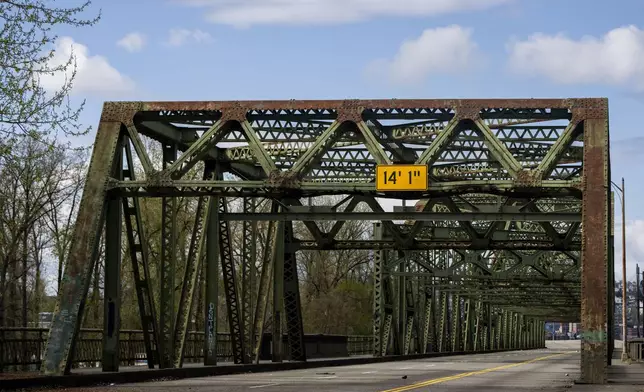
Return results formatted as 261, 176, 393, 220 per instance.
41, 98, 610, 385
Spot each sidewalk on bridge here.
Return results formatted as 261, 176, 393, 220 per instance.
570, 341, 644, 392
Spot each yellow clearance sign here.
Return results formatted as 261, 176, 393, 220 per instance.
376, 164, 428, 191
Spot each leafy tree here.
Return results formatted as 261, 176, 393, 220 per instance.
0, 0, 99, 153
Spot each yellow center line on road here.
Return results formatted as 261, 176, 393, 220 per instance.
380, 352, 572, 392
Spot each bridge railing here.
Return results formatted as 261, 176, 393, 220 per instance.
0, 328, 373, 371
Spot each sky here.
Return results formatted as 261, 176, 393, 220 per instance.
46, 0, 644, 282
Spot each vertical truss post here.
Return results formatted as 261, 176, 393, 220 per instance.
581, 113, 609, 384
421, 276, 434, 354
102, 136, 124, 372
516, 314, 520, 349
473, 301, 482, 351
495, 311, 500, 349
527, 319, 532, 348
505, 311, 511, 350
488, 311, 494, 350
437, 251, 448, 353
174, 191, 211, 368
509, 312, 519, 349
498, 311, 503, 350
159, 144, 178, 369
412, 271, 423, 354
451, 295, 461, 352
122, 141, 159, 369
382, 263, 394, 355
503, 310, 509, 349
533, 320, 536, 349
507, 311, 513, 349
526, 319, 531, 349
513, 313, 519, 349
518, 315, 524, 349
373, 223, 385, 356
490, 307, 495, 351
463, 299, 473, 352
41, 122, 121, 375
252, 201, 278, 363
532, 319, 537, 348
283, 221, 306, 361
438, 291, 448, 352
497, 310, 503, 349
515, 315, 520, 349
529, 319, 534, 348
204, 193, 219, 366
502, 310, 511, 349
492, 311, 499, 350
484, 305, 491, 351
219, 196, 246, 364
403, 257, 415, 355
396, 254, 405, 355
535, 319, 540, 348
272, 218, 285, 362
241, 198, 258, 364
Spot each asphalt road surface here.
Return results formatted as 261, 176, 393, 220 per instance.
109, 347, 581, 392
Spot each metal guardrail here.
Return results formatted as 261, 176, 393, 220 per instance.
0, 328, 373, 371
628, 339, 644, 362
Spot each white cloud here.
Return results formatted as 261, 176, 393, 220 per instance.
166, 28, 213, 46
614, 220, 644, 282
507, 25, 644, 90
39, 37, 134, 96
175, 0, 512, 28
365, 25, 478, 85
117, 32, 146, 53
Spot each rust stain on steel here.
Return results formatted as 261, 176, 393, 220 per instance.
42, 121, 123, 375
95, 98, 608, 127
98, 98, 608, 124
101, 98, 608, 129
453, 106, 481, 120
579, 100, 609, 384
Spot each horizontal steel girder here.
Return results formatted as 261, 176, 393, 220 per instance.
219, 211, 580, 222
110, 180, 581, 199
290, 240, 580, 251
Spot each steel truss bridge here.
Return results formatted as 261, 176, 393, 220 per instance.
42, 98, 612, 384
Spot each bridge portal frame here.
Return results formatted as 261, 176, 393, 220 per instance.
41, 98, 609, 384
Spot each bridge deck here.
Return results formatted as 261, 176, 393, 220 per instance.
92, 349, 579, 391
51, 342, 641, 392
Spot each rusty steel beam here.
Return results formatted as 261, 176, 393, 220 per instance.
41, 122, 123, 375
42, 98, 608, 385
580, 108, 609, 384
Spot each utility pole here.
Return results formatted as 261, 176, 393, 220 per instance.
638, 264, 641, 338
622, 177, 627, 359
612, 177, 627, 360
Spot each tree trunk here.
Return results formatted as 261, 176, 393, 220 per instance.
33, 227, 42, 321
21, 229, 28, 370
22, 228, 28, 327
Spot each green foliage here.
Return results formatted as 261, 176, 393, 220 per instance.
0, 0, 100, 145
302, 279, 373, 335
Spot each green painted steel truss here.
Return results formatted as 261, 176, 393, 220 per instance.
42, 99, 611, 385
